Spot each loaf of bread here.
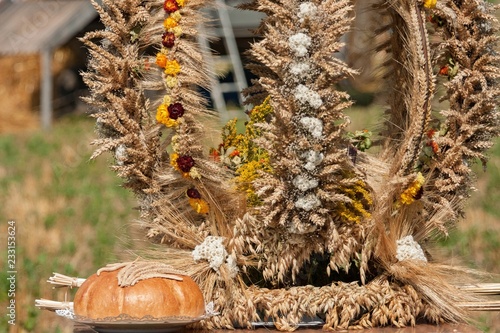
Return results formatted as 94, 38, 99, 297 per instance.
73, 268, 205, 319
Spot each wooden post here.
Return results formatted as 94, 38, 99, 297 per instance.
40, 47, 53, 130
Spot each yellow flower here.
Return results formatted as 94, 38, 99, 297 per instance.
170, 153, 179, 169
171, 26, 183, 38
175, 0, 185, 7
188, 198, 209, 214
155, 52, 167, 68
163, 17, 178, 30
400, 172, 425, 205
156, 104, 177, 127
423, 0, 437, 9
164, 59, 181, 76
166, 75, 178, 88
170, 11, 182, 22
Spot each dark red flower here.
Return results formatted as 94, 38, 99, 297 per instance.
187, 188, 202, 199
168, 103, 185, 119
177, 155, 195, 172
163, 0, 179, 13
162, 32, 176, 48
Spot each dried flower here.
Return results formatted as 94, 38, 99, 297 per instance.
400, 172, 425, 205
168, 102, 185, 119
187, 188, 201, 199
301, 150, 324, 171
155, 52, 167, 68
189, 198, 209, 214
175, 0, 185, 7
295, 193, 321, 211
299, 117, 323, 139
171, 26, 183, 37
294, 84, 323, 109
288, 33, 312, 57
176, 155, 195, 172
292, 174, 319, 192
439, 65, 449, 76
192, 236, 227, 271
298, 2, 318, 22
209, 148, 221, 162
165, 75, 178, 88
163, 17, 178, 30
170, 11, 182, 22
163, 0, 179, 13
189, 167, 201, 179
170, 153, 179, 169
396, 235, 427, 262
423, 0, 437, 9
156, 104, 177, 127
162, 32, 176, 48
162, 95, 172, 106
164, 59, 181, 76
289, 61, 311, 78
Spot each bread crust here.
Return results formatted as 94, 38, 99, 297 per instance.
74, 269, 205, 319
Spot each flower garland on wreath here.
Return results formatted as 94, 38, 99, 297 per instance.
156, 0, 209, 215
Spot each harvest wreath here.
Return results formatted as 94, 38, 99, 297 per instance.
37, 0, 500, 330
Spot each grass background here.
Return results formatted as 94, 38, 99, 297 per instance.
0, 107, 498, 332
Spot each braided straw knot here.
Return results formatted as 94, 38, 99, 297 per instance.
96, 261, 188, 287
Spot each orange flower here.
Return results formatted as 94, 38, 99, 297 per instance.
209, 148, 221, 162
155, 53, 167, 68
163, 0, 179, 13
430, 140, 439, 154
176, 0, 185, 7
164, 59, 181, 76
439, 65, 449, 76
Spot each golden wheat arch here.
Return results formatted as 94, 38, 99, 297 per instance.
80, 0, 499, 330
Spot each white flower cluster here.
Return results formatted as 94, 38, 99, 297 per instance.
294, 84, 323, 109
299, 116, 323, 139
115, 144, 128, 166
302, 150, 324, 171
288, 33, 312, 57
192, 236, 227, 272
289, 61, 311, 78
295, 193, 321, 211
298, 2, 318, 22
293, 174, 319, 192
192, 236, 239, 276
395, 235, 427, 262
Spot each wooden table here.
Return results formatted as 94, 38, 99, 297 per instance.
73, 323, 481, 332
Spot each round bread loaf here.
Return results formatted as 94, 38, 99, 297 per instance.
73, 268, 205, 319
